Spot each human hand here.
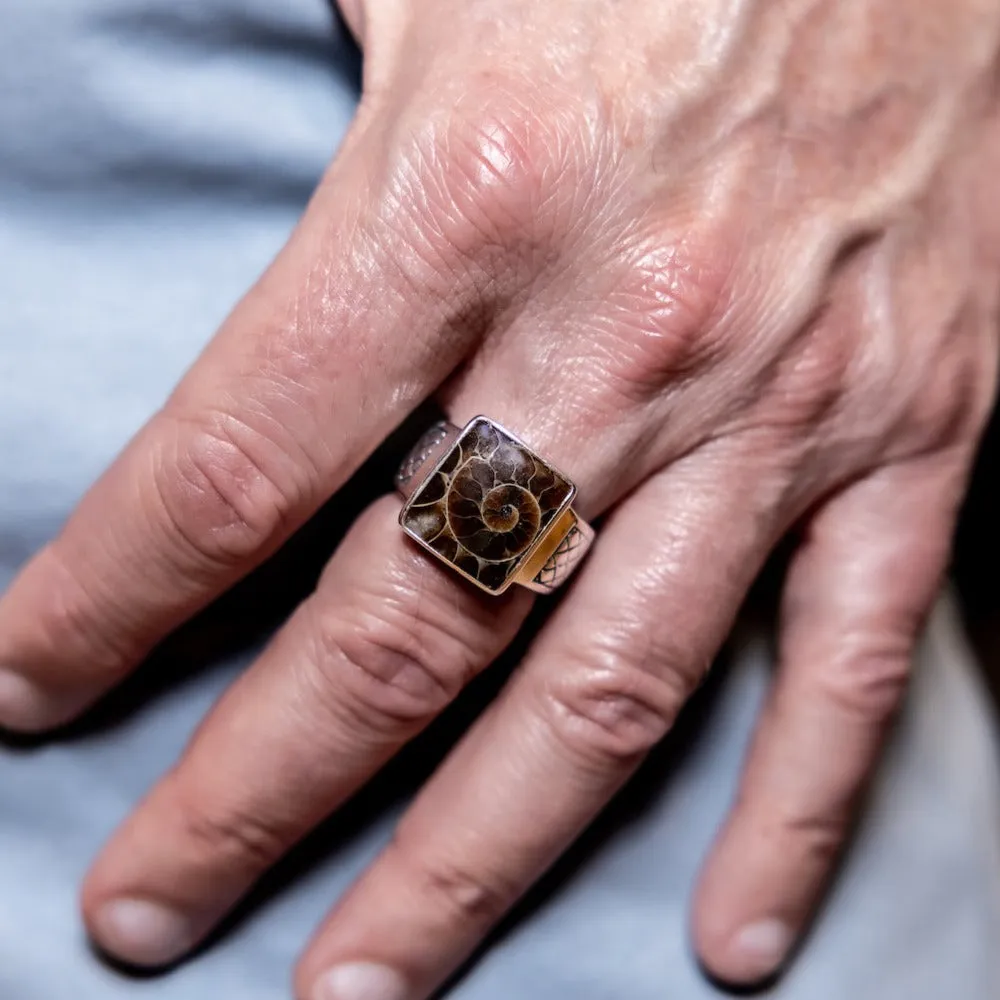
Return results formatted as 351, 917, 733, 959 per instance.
2, 0, 999, 996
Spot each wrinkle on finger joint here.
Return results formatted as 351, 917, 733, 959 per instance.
384, 834, 516, 931
147, 411, 312, 571
300, 588, 493, 732
537, 636, 696, 766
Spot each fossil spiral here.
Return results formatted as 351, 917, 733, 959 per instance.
402, 418, 573, 591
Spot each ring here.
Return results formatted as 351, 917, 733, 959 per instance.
396, 416, 594, 595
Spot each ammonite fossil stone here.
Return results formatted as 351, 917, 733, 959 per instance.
401, 417, 574, 592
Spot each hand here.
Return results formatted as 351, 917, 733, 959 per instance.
2, 0, 999, 996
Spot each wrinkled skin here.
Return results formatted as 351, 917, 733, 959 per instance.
2, 0, 1000, 997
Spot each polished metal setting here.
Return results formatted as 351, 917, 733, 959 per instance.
396, 416, 594, 595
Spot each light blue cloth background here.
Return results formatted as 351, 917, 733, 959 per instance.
2, 2, 1000, 998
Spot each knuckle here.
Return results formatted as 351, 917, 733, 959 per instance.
302, 571, 496, 729
760, 316, 856, 436
815, 637, 913, 723
540, 629, 694, 765
417, 857, 511, 927
590, 230, 738, 405
312, 617, 456, 729
391, 81, 610, 276
359, 89, 591, 348
901, 334, 991, 454
775, 808, 847, 867
444, 112, 550, 231
854, 291, 993, 458
388, 836, 513, 928
171, 784, 288, 873
149, 411, 308, 569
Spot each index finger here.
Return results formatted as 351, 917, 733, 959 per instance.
0, 127, 489, 732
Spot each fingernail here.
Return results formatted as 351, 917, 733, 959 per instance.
729, 919, 793, 979
93, 897, 196, 968
0, 668, 53, 732
312, 962, 409, 1000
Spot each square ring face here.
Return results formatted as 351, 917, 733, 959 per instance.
400, 417, 576, 594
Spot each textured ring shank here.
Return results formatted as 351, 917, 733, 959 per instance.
395, 420, 593, 594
